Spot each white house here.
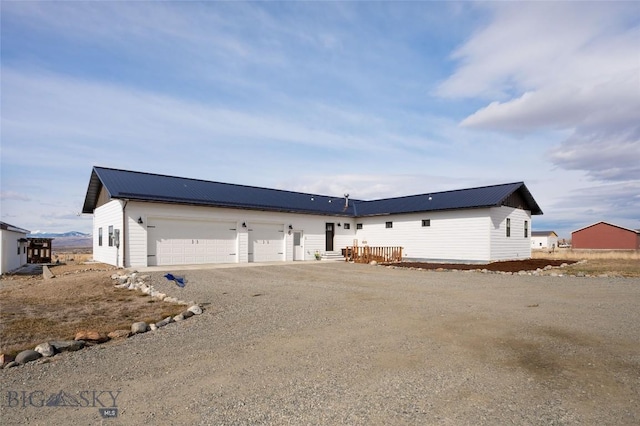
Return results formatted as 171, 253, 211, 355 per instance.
82, 167, 543, 267
531, 231, 558, 250
0, 221, 30, 274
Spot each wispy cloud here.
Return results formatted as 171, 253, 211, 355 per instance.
0, 191, 31, 202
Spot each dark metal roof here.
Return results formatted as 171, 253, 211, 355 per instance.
82, 167, 359, 216
0, 221, 30, 234
82, 167, 543, 217
353, 182, 542, 216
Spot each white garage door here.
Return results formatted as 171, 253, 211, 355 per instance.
147, 219, 237, 266
248, 223, 284, 262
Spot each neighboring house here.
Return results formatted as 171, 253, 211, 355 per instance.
0, 221, 29, 274
572, 222, 640, 250
82, 166, 543, 267
531, 231, 558, 250
27, 238, 54, 264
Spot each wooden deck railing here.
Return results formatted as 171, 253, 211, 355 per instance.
344, 246, 403, 264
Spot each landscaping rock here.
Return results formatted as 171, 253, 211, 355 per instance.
149, 324, 158, 331
108, 329, 131, 339
74, 330, 109, 343
50, 340, 85, 353
34, 342, 56, 357
15, 350, 42, 364
182, 310, 194, 319
43, 265, 56, 280
131, 322, 149, 334
0, 353, 15, 367
173, 313, 185, 322
156, 316, 174, 328
4, 361, 18, 369
188, 305, 203, 315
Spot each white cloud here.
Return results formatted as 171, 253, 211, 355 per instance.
460, 71, 640, 133
436, 2, 640, 184
0, 191, 31, 201
437, 2, 638, 100
548, 127, 640, 181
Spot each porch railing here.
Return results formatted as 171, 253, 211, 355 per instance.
344, 246, 403, 264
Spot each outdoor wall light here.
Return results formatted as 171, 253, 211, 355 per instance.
137, 217, 144, 224
242, 222, 247, 228
288, 224, 293, 230
337, 222, 341, 226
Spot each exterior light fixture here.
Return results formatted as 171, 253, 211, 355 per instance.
137, 217, 144, 224
288, 224, 293, 230
242, 222, 247, 228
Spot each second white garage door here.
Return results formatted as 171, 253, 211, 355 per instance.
248, 223, 284, 262
147, 219, 237, 266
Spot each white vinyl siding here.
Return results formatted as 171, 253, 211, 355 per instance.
0, 229, 29, 274
92, 199, 124, 266
92, 199, 534, 266
489, 206, 532, 260
118, 202, 353, 267
353, 210, 490, 263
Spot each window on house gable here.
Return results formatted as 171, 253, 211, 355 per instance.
422, 219, 431, 227
506, 218, 511, 237
524, 220, 528, 238
108, 226, 114, 247
343, 223, 351, 230
356, 223, 363, 230
99, 227, 103, 246
386, 221, 393, 229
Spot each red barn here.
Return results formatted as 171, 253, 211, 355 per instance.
572, 222, 640, 250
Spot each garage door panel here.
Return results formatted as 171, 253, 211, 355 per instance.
148, 219, 237, 266
248, 224, 284, 262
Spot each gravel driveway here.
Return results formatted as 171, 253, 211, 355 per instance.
2, 262, 639, 425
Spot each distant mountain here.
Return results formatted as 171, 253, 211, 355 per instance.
28, 231, 92, 250
28, 231, 91, 238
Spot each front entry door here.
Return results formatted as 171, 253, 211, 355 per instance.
325, 223, 334, 251
293, 232, 303, 260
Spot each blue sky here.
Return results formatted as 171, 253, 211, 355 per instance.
1, 1, 638, 239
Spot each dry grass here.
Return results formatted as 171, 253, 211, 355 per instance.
532, 249, 640, 277
0, 261, 185, 357
532, 248, 640, 261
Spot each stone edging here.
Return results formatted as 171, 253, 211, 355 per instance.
374, 259, 624, 278
1, 271, 202, 370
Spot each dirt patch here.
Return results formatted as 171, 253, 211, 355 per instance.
387, 258, 577, 272
0, 262, 185, 357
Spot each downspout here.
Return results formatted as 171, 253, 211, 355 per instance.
122, 199, 129, 268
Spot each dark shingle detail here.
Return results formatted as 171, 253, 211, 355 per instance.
82, 167, 543, 217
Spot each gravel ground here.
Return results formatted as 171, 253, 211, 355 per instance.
1, 262, 639, 425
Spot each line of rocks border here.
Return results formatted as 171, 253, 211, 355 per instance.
1, 270, 202, 370
372, 259, 624, 278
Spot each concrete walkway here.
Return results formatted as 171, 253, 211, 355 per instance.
134, 260, 327, 273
